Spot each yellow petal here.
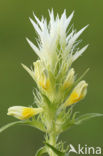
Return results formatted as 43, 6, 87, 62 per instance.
34, 60, 50, 90
65, 80, 88, 106
7, 106, 43, 120
63, 68, 75, 89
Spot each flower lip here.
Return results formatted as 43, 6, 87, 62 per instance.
63, 68, 75, 89
65, 80, 88, 106
7, 106, 43, 120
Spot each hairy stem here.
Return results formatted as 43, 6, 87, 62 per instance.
46, 106, 58, 156
48, 133, 57, 156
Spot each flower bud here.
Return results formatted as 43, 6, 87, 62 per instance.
65, 80, 88, 106
63, 68, 75, 89
34, 60, 50, 90
7, 106, 43, 120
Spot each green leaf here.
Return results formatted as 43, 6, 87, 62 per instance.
26, 120, 46, 132
0, 119, 46, 134
45, 143, 65, 156
58, 107, 75, 133
0, 121, 23, 133
35, 147, 46, 156
75, 113, 103, 125
61, 120, 74, 133
58, 112, 103, 133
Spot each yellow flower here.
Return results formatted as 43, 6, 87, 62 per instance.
22, 60, 50, 90
33, 60, 50, 90
7, 106, 43, 120
38, 74, 50, 90
65, 80, 88, 106
63, 68, 75, 89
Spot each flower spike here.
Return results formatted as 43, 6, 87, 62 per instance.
1, 10, 101, 156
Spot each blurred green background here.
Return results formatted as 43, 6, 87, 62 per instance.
0, 0, 103, 155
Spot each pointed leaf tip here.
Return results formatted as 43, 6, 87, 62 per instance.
21, 64, 35, 81
35, 147, 46, 156
73, 44, 89, 61
75, 113, 103, 125
0, 121, 23, 133
45, 143, 65, 156
26, 38, 40, 57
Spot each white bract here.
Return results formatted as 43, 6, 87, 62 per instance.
27, 10, 88, 69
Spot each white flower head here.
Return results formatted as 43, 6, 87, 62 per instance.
26, 9, 88, 69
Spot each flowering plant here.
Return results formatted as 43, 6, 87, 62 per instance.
0, 10, 102, 156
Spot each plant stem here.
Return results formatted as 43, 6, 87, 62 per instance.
48, 133, 57, 156
47, 108, 58, 156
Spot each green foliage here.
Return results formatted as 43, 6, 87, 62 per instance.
45, 143, 65, 156
0, 121, 23, 133
74, 113, 103, 125
0, 119, 46, 133
35, 147, 46, 156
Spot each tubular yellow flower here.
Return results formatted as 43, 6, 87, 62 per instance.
7, 106, 43, 120
63, 68, 75, 89
39, 74, 50, 90
65, 80, 88, 106
33, 60, 50, 90
22, 60, 51, 90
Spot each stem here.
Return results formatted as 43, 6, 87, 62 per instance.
48, 133, 57, 156
46, 107, 58, 156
